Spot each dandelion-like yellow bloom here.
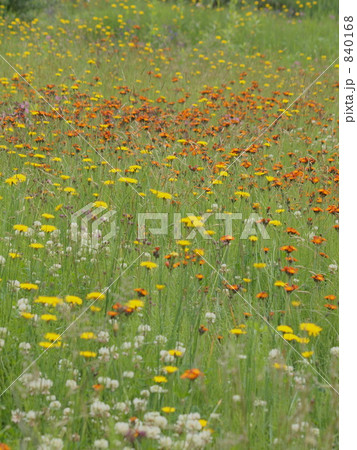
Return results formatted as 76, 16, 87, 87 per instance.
35, 296, 63, 306
80, 332, 96, 340
29, 243, 44, 249
40, 314, 57, 321
126, 299, 144, 309
163, 366, 178, 374
277, 325, 293, 333
300, 323, 322, 337
13, 224, 29, 232
140, 261, 158, 269
86, 292, 106, 300
162, 407, 176, 413
80, 351, 97, 358
153, 376, 168, 383
41, 225, 57, 233
20, 283, 38, 290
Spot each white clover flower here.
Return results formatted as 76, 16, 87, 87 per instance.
123, 371, 134, 379
205, 312, 216, 323
90, 400, 110, 418
114, 421, 130, 435
144, 411, 168, 429
133, 397, 148, 412
97, 331, 110, 343
19, 342, 31, 354
159, 436, 173, 449
138, 324, 151, 334
154, 335, 168, 345
65, 380, 78, 391
93, 439, 109, 449
49, 401, 61, 410
137, 424, 161, 440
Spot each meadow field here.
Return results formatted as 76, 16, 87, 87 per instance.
0, 0, 339, 448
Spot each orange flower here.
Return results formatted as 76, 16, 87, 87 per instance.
286, 227, 300, 235
311, 236, 326, 245
134, 288, 148, 297
324, 304, 338, 310
280, 245, 297, 253
0, 444, 11, 450
220, 235, 234, 243
312, 274, 325, 282
281, 266, 299, 275
284, 284, 299, 293
180, 368, 204, 380
256, 291, 269, 299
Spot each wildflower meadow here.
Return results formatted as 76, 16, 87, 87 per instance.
0, 0, 339, 448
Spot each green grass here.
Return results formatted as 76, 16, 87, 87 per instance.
0, 0, 338, 448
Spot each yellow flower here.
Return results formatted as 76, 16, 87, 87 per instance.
163, 366, 178, 374
35, 296, 62, 306
269, 220, 282, 226
63, 187, 76, 193
80, 332, 96, 340
21, 312, 35, 319
45, 333, 61, 341
140, 261, 158, 270
274, 281, 287, 287
40, 314, 57, 321
20, 283, 38, 290
13, 224, 29, 232
80, 351, 97, 358
39, 341, 61, 348
126, 299, 144, 309
29, 243, 44, 249
253, 263, 266, 269
235, 191, 250, 198
153, 376, 168, 383
86, 291, 106, 300
300, 323, 322, 337
119, 177, 138, 184
249, 236, 258, 242
199, 419, 208, 428
283, 333, 298, 341
93, 201, 108, 208
41, 213, 55, 219
177, 240, 191, 246
9, 252, 21, 258
277, 325, 293, 334
230, 328, 247, 335
162, 407, 176, 413
301, 351, 314, 358
90, 306, 101, 312
41, 225, 57, 233
156, 284, 166, 290
168, 349, 183, 357
296, 337, 310, 344
65, 295, 83, 305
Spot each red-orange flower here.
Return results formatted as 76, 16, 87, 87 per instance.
312, 274, 325, 282
180, 368, 204, 380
